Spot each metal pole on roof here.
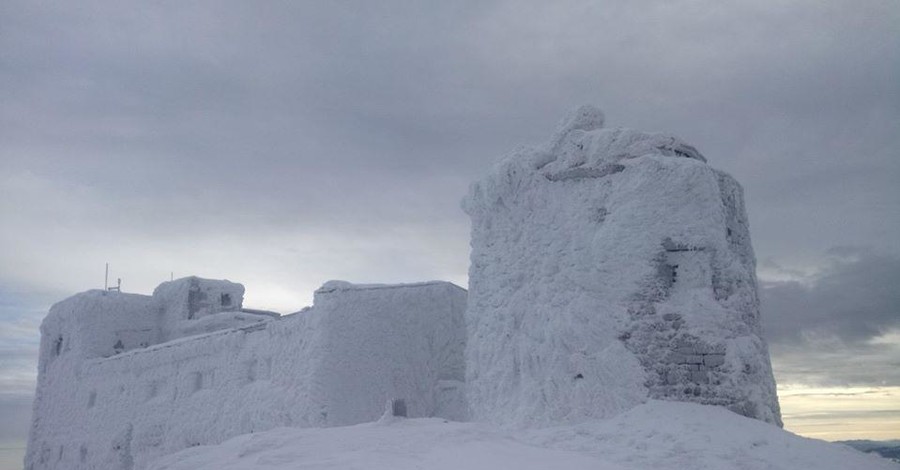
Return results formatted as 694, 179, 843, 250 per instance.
105, 263, 109, 290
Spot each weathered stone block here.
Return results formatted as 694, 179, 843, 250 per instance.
704, 355, 725, 367
463, 105, 782, 427
667, 353, 686, 364
685, 355, 703, 364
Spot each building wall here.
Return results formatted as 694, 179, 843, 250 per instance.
36, 291, 160, 362
25, 281, 466, 470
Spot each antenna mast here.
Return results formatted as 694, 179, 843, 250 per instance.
104, 263, 121, 292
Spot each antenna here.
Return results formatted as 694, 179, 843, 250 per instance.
104, 263, 121, 292
171, 272, 174, 281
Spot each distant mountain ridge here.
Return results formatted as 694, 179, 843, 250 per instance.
838, 440, 900, 463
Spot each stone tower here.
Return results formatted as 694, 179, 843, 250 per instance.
463, 105, 781, 426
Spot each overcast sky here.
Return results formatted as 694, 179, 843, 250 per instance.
1, 0, 898, 460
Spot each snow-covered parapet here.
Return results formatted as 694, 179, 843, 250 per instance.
34, 277, 267, 363
36, 290, 159, 361
154, 277, 255, 342
26, 279, 466, 470
463, 105, 781, 427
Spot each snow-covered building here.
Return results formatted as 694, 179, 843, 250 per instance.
26, 278, 466, 470
463, 105, 781, 427
26, 105, 782, 470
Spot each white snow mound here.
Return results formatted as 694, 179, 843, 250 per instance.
147, 401, 894, 470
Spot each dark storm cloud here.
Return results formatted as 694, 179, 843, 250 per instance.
762, 248, 900, 345
761, 248, 900, 386
1, 2, 526, 261
770, 339, 900, 387
2, 0, 897, 255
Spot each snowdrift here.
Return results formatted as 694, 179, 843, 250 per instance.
147, 401, 894, 470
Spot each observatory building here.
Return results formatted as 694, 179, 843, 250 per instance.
26, 106, 780, 470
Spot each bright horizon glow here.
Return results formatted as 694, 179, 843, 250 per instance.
779, 385, 900, 441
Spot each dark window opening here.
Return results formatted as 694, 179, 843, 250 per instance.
391, 398, 407, 417
53, 336, 63, 356
574, 373, 584, 380
220, 293, 232, 307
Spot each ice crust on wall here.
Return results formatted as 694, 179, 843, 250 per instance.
25, 280, 466, 470
463, 105, 781, 427
26, 104, 785, 470
153, 277, 248, 342
31, 277, 267, 363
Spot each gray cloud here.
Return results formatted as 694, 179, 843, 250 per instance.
0, 288, 48, 451
761, 248, 900, 386
3, 0, 897, 290
1, 0, 898, 445
0, 396, 32, 441
762, 248, 900, 345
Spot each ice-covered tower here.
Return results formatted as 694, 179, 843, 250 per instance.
463, 105, 781, 426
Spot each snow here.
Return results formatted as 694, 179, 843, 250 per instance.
463, 105, 780, 426
520, 401, 892, 469
36, 290, 160, 360
153, 277, 248, 342
26, 105, 801, 469
147, 401, 895, 470
26, 280, 465, 470
148, 419, 614, 470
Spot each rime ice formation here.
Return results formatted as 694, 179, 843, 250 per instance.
25, 278, 466, 470
26, 105, 785, 470
463, 105, 781, 427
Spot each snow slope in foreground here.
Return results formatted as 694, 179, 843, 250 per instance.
148, 401, 894, 470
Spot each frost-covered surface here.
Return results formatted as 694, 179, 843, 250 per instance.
33, 277, 265, 362
28, 105, 792, 469
149, 419, 613, 470
463, 105, 781, 426
147, 401, 894, 470
152, 277, 249, 342
25, 280, 465, 470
